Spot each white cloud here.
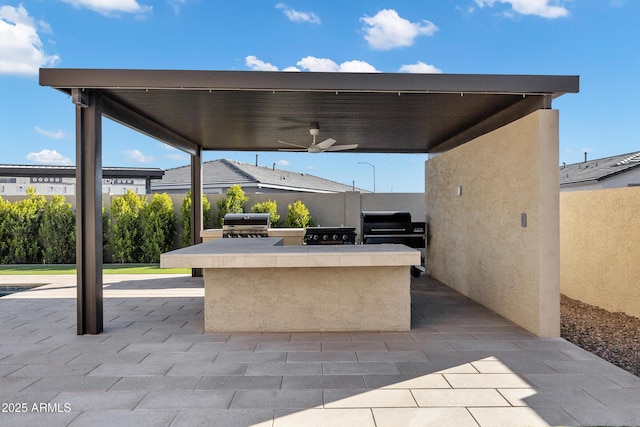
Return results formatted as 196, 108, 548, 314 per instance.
61, 0, 152, 16
169, 0, 186, 14
26, 149, 72, 165
35, 126, 67, 140
277, 160, 290, 166
157, 143, 189, 161
246, 55, 378, 73
276, 3, 320, 24
297, 56, 339, 72
123, 149, 155, 163
361, 9, 438, 50
399, 61, 442, 74
165, 152, 188, 161
297, 56, 378, 72
245, 55, 279, 71
474, 0, 569, 18
565, 148, 594, 155
338, 60, 378, 73
0, 5, 60, 76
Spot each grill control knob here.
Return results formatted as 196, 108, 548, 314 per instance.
322, 234, 329, 241
313, 234, 319, 240
332, 234, 339, 241
342, 234, 349, 241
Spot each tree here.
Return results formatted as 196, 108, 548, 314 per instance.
9, 187, 46, 263
0, 196, 12, 263
215, 184, 249, 227
110, 190, 145, 263
140, 193, 177, 262
251, 200, 280, 227
180, 191, 212, 247
285, 200, 316, 228
103, 203, 112, 263
39, 195, 75, 264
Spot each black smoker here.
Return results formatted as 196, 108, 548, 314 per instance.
361, 211, 426, 277
222, 213, 270, 238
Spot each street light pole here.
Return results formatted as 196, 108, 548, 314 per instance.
358, 162, 376, 192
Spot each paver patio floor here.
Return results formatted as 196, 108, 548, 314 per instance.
1, 273, 639, 427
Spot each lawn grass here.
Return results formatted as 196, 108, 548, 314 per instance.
0, 264, 191, 275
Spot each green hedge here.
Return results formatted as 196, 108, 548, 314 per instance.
2, 189, 48, 263
0, 188, 178, 264
180, 190, 212, 248
40, 195, 75, 264
0, 185, 316, 264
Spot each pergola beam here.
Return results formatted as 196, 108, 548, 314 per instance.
429, 95, 552, 154
40, 68, 579, 95
101, 95, 199, 156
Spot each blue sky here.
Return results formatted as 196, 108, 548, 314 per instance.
1, 1, 638, 193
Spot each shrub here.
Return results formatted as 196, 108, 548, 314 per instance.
103, 203, 112, 263
140, 193, 177, 262
8, 187, 47, 263
40, 195, 75, 264
251, 200, 280, 227
285, 200, 316, 228
0, 196, 12, 263
180, 191, 212, 247
110, 189, 145, 263
215, 184, 248, 226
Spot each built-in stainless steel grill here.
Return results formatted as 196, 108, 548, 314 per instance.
222, 213, 270, 238
361, 211, 426, 276
304, 227, 357, 245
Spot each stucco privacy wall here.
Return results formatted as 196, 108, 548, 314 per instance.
560, 187, 640, 318
8, 189, 424, 230
164, 192, 425, 236
425, 110, 560, 337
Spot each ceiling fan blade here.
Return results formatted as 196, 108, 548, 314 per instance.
278, 140, 308, 149
278, 148, 307, 152
316, 138, 336, 150
324, 144, 359, 152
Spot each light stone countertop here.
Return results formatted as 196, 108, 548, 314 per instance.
160, 238, 420, 269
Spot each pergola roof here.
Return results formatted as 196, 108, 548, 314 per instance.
38, 68, 579, 335
40, 69, 579, 156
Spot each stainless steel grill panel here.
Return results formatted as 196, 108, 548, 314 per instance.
222, 213, 270, 238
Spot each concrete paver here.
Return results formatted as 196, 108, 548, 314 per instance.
1, 273, 640, 426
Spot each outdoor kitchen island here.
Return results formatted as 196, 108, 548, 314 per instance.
160, 238, 421, 332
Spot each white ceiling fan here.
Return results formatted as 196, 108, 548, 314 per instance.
278, 122, 358, 153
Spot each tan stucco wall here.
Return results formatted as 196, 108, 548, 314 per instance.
560, 187, 640, 318
167, 192, 425, 241
204, 266, 410, 332
425, 110, 560, 337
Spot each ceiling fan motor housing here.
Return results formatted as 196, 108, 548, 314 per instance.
309, 123, 320, 137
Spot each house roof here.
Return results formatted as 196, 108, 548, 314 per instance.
559, 152, 640, 186
40, 69, 579, 155
0, 164, 164, 179
151, 159, 366, 193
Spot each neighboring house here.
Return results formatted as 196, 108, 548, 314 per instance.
0, 165, 164, 196
560, 151, 640, 192
151, 158, 367, 194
